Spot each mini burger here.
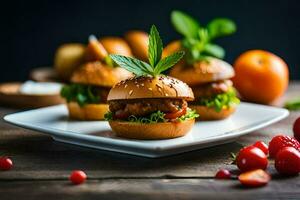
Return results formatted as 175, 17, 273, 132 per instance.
60, 36, 132, 120
105, 25, 198, 139
170, 58, 239, 120
166, 10, 240, 120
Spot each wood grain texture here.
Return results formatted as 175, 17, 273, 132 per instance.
1, 178, 300, 200
0, 82, 299, 199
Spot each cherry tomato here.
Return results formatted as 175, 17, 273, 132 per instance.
269, 135, 300, 158
236, 146, 268, 172
293, 117, 300, 142
275, 147, 300, 175
253, 141, 268, 155
70, 170, 87, 185
238, 169, 270, 187
215, 169, 231, 179
164, 106, 187, 119
0, 157, 13, 170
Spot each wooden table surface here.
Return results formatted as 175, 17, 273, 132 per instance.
0, 82, 299, 200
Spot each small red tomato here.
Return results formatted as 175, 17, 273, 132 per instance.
275, 147, 300, 175
238, 169, 271, 187
293, 117, 300, 142
0, 157, 13, 170
253, 141, 268, 155
215, 169, 231, 179
70, 170, 87, 185
269, 135, 300, 158
114, 110, 129, 119
236, 146, 268, 172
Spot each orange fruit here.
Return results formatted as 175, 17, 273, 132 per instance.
232, 50, 289, 104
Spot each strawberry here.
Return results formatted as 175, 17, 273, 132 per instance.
269, 135, 300, 158
275, 147, 300, 175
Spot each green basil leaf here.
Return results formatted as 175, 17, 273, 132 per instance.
284, 99, 300, 111
148, 25, 163, 67
198, 28, 209, 44
171, 10, 200, 38
207, 18, 236, 39
110, 54, 153, 76
203, 43, 225, 59
154, 51, 185, 75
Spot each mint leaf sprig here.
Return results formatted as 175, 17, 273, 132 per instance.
110, 25, 185, 77
171, 10, 236, 64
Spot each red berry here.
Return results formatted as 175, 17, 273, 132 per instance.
70, 170, 87, 185
269, 135, 300, 158
236, 146, 268, 172
275, 147, 300, 175
253, 141, 268, 155
0, 157, 13, 170
293, 117, 300, 142
215, 169, 231, 179
238, 169, 270, 187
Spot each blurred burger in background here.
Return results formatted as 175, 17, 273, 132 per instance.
54, 31, 149, 81
60, 36, 132, 120
165, 10, 240, 120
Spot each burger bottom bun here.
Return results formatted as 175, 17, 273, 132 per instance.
109, 119, 195, 140
67, 102, 109, 120
190, 105, 236, 121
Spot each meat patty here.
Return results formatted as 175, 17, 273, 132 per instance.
109, 98, 187, 117
192, 80, 232, 99
93, 87, 110, 103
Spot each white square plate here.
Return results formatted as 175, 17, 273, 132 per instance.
4, 103, 288, 158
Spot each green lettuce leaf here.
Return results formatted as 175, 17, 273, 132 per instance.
198, 88, 240, 112
60, 84, 100, 106
104, 108, 199, 123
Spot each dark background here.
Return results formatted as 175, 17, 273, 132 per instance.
1, 0, 299, 82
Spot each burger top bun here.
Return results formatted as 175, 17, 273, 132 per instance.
99, 37, 133, 57
71, 62, 132, 87
170, 57, 235, 86
124, 31, 149, 61
107, 75, 194, 101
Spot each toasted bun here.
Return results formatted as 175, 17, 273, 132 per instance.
124, 31, 149, 61
67, 102, 109, 120
99, 37, 132, 57
71, 62, 132, 87
170, 58, 235, 86
54, 43, 86, 80
190, 105, 236, 120
109, 119, 194, 139
107, 75, 194, 101
162, 40, 181, 58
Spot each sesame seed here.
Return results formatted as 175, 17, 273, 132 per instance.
124, 84, 128, 88
148, 88, 152, 91
129, 90, 133, 95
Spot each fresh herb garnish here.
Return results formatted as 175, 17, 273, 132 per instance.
198, 88, 240, 112
110, 25, 184, 76
284, 99, 300, 111
104, 109, 198, 123
61, 84, 100, 106
171, 10, 236, 64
